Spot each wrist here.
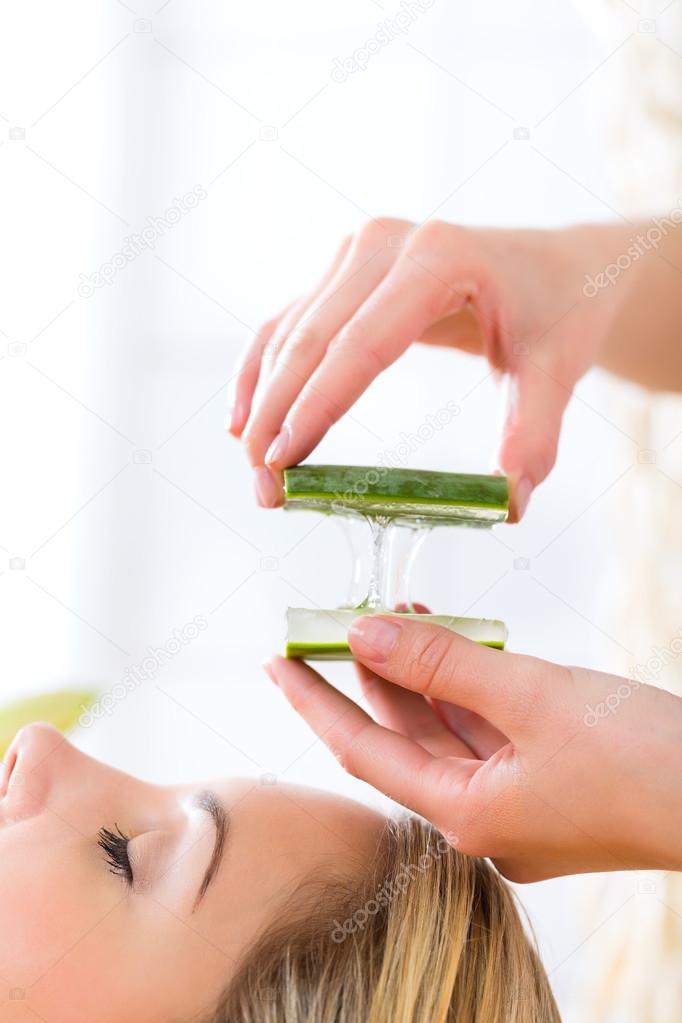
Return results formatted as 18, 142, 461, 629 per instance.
628, 689, 682, 871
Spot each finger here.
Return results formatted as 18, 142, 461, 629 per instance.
356, 663, 476, 759
245, 239, 394, 467
390, 603, 491, 758
265, 250, 468, 469
431, 700, 509, 760
498, 356, 571, 521
242, 235, 353, 465
257, 236, 352, 386
348, 616, 555, 736
242, 294, 314, 446
227, 308, 287, 438
265, 655, 477, 818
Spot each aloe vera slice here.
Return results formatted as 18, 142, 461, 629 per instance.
283, 465, 508, 526
286, 607, 507, 661
0, 689, 96, 758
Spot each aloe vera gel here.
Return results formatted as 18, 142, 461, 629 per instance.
283, 465, 510, 662
286, 607, 508, 661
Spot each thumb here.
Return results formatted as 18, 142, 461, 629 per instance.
497, 358, 571, 521
348, 615, 548, 738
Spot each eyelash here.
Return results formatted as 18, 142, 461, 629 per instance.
98, 825, 134, 887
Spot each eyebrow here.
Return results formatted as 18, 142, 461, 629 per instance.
191, 789, 229, 912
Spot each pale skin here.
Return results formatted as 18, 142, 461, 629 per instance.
0, 723, 383, 1023
266, 617, 682, 882
234, 215, 682, 879
229, 217, 682, 517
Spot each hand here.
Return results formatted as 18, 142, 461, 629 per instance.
265, 615, 682, 882
230, 218, 631, 517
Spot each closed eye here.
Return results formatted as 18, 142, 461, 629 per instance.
98, 825, 134, 887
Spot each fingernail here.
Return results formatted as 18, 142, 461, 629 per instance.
265, 425, 290, 467
349, 617, 402, 662
514, 476, 533, 519
228, 398, 248, 437
254, 466, 281, 508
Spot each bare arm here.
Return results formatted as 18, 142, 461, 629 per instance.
594, 221, 682, 391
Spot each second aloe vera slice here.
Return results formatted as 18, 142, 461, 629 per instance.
283, 465, 508, 526
286, 607, 507, 661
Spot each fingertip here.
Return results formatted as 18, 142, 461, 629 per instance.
264, 425, 290, 468
254, 466, 284, 508
262, 658, 279, 685
226, 369, 255, 437
507, 475, 533, 523
226, 409, 246, 439
267, 426, 312, 473
264, 655, 291, 685
349, 615, 402, 663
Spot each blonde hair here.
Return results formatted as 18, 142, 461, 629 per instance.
210, 816, 559, 1023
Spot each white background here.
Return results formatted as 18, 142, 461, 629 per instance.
1, 2, 676, 1019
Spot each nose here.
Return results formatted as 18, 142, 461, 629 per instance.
1, 722, 160, 832
8, 721, 72, 774
0, 723, 67, 822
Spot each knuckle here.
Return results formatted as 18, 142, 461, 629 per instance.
291, 387, 338, 433
411, 218, 453, 252
260, 333, 282, 365
409, 220, 478, 287
410, 630, 452, 698
398, 254, 453, 320
241, 423, 268, 464
362, 345, 388, 375
333, 719, 376, 778
332, 735, 361, 778
422, 278, 453, 322
329, 318, 368, 353
330, 322, 388, 376
280, 322, 319, 361
338, 233, 354, 255
357, 218, 390, 251
335, 746, 360, 778
258, 315, 279, 340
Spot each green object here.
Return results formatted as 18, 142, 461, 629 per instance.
0, 689, 96, 759
283, 465, 509, 526
286, 607, 507, 661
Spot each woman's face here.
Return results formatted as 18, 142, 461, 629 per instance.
0, 723, 384, 1022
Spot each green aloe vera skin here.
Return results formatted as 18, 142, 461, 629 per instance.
286, 607, 507, 661
283, 465, 509, 526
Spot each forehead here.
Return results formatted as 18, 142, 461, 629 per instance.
193, 777, 385, 942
